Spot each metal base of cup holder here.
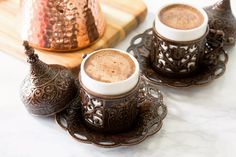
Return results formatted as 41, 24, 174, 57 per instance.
127, 28, 228, 88
56, 79, 167, 148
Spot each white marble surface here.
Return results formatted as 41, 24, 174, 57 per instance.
0, 0, 236, 156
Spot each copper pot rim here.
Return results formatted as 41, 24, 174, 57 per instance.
78, 75, 141, 100
152, 23, 210, 45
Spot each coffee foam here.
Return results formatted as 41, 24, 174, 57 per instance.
84, 50, 136, 83
159, 4, 204, 30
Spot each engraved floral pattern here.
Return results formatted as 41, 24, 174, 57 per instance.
79, 81, 138, 133
56, 79, 167, 148
21, 65, 77, 116
150, 28, 206, 76
20, 42, 77, 116
127, 28, 228, 87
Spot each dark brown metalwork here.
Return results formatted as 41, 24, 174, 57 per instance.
21, 0, 106, 52
127, 28, 228, 88
150, 25, 209, 78
56, 79, 167, 148
205, 0, 236, 46
20, 41, 77, 116
79, 77, 140, 133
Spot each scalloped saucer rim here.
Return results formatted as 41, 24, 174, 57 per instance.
127, 28, 228, 88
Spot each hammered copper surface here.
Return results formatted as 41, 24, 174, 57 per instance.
150, 25, 209, 78
205, 0, 236, 46
20, 41, 77, 116
127, 28, 228, 88
21, 0, 106, 51
56, 79, 167, 148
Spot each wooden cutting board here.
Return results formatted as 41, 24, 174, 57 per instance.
0, 0, 147, 72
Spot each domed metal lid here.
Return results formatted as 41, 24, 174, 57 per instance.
20, 41, 77, 116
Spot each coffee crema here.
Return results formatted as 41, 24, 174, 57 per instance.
84, 50, 135, 83
159, 4, 204, 30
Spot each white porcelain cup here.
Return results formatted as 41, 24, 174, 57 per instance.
80, 49, 140, 96
154, 3, 208, 41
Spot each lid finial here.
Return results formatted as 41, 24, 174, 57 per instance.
23, 41, 39, 63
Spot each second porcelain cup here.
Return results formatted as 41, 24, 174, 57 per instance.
79, 49, 140, 133
151, 3, 209, 77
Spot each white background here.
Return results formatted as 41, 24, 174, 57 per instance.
0, 0, 236, 156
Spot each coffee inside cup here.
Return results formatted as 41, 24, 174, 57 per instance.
159, 4, 204, 30
84, 50, 136, 83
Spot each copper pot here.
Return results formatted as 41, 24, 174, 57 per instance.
21, 0, 106, 52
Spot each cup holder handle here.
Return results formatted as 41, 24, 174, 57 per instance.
203, 29, 228, 66
138, 77, 167, 120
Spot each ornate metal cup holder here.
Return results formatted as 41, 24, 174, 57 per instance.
127, 28, 228, 88
56, 79, 167, 148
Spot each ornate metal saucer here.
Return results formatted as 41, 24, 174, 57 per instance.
56, 79, 167, 148
127, 29, 228, 88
